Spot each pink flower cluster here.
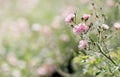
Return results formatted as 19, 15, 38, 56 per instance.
65, 13, 91, 50
73, 23, 88, 35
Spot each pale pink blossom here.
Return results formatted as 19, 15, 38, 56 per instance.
42, 26, 52, 36
78, 40, 88, 49
65, 13, 75, 24
9, 18, 30, 37
7, 52, 18, 66
1, 63, 10, 73
106, 0, 114, 7
114, 22, 120, 30
16, 18, 29, 31
80, 0, 90, 4
52, 16, 62, 29
73, 23, 88, 34
82, 14, 91, 20
102, 24, 109, 30
60, 34, 69, 42
36, 64, 56, 76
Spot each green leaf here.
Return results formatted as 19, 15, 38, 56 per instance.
73, 55, 89, 63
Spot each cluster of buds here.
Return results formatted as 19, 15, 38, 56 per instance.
65, 13, 90, 50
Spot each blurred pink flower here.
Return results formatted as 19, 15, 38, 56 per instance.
78, 40, 88, 49
42, 26, 52, 36
1, 63, 10, 73
82, 14, 91, 20
102, 24, 109, 30
73, 23, 88, 35
106, 0, 114, 7
80, 0, 90, 4
4, 18, 30, 38
60, 34, 69, 42
114, 22, 120, 30
36, 64, 56, 76
65, 13, 75, 24
51, 16, 61, 29
7, 52, 18, 66
37, 66, 47, 76
10, 18, 29, 34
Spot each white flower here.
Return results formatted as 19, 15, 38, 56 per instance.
114, 22, 120, 30
102, 24, 109, 30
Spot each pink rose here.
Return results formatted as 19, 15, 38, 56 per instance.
73, 23, 88, 34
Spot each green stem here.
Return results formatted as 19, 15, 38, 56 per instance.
102, 40, 109, 53
96, 43, 117, 66
90, 37, 117, 66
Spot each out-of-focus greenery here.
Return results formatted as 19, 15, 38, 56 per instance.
0, 0, 120, 77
